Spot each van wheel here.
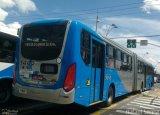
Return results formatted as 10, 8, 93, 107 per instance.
106, 86, 114, 107
0, 85, 11, 105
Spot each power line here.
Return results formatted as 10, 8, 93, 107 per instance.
7, 1, 144, 18
147, 42, 160, 48
6, 5, 139, 20
6, 0, 158, 21
7, 10, 158, 29
80, 10, 155, 24
4, 0, 160, 33
6, 7, 151, 23
109, 35, 160, 39
6, 1, 160, 24
135, 42, 160, 48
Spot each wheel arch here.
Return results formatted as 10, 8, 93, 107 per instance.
0, 78, 13, 87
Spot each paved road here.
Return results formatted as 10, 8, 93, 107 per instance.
1, 83, 160, 115
35, 83, 160, 115
102, 83, 160, 115
102, 95, 160, 115
17, 92, 140, 115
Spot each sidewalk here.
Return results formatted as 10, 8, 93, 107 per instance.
143, 88, 160, 98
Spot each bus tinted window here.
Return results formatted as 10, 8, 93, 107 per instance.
81, 30, 90, 65
116, 50, 121, 61
128, 56, 132, 71
138, 61, 144, 73
123, 54, 127, 63
21, 22, 67, 60
147, 66, 154, 75
109, 46, 114, 58
106, 45, 115, 68
92, 40, 103, 68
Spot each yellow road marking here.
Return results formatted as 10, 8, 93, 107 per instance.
91, 94, 138, 115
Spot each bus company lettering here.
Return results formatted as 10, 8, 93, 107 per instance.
25, 42, 56, 47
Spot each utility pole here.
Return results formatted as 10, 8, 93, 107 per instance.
96, 16, 98, 32
95, 9, 99, 32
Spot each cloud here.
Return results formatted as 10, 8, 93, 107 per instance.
0, 8, 8, 21
0, 0, 37, 18
99, 17, 160, 41
0, 0, 35, 36
142, 0, 160, 13
0, 0, 15, 8
0, 0, 37, 22
14, 0, 37, 13
0, 21, 21, 36
8, 21, 21, 29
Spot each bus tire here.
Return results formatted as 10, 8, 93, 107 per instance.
0, 82, 11, 105
149, 83, 152, 90
140, 82, 144, 93
106, 86, 114, 107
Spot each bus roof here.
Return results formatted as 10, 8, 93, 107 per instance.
28, 19, 69, 25
0, 31, 17, 41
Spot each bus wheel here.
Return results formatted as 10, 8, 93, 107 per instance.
0, 85, 11, 105
140, 82, 144, 93
106, 86, 114, 107
149, 83, 152, 90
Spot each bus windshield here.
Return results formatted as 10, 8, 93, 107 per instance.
21, 22, 68, 61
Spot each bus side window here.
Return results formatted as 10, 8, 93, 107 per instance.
106, 44, 109, 67
81, 30, 91, 65
141, 63, 144, 74
106, 45, 115, 69
138, 61, 140, 73
121, 53, 126, 71
138, 61, 143, 74
115, 49, 121, 70
127, 55, 132, 71
147, 66, 154, 75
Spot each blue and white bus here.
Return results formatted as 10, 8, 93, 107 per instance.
13, 20, 154, 107
0, 32, 17, 104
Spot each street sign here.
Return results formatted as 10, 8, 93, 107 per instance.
140, 40, 148, 46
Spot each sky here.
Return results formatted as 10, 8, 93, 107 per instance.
0, 0, 160, 73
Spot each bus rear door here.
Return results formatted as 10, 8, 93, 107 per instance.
90, 39, 105, 103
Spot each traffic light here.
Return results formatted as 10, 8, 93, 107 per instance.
132, 39, 136, 48
127, 39, 132, 48
127, 39, 136, 48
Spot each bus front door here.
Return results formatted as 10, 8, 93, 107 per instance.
90, 39, 104, 103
